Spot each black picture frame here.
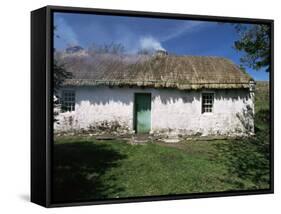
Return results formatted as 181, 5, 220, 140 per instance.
31, 5, 274, 208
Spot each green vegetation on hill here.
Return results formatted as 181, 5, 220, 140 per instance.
255, 81, 270, 112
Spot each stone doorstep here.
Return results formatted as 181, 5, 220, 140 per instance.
131, 139, 148, 144
130, 134, 184, 144
131, 134, 153, 144
160, 138, 181, 143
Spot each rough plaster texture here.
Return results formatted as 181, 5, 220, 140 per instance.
55, 86, 254, 136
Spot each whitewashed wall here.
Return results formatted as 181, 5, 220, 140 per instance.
55, 86, 254, 136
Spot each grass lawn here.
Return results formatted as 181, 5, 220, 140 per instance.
53, 81, 270, 203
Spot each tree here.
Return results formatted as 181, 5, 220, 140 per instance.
53, 25, 72, 91
234, 24, 270, 72
53, 59, 72, 92
53, 59, 72, 122
53, 25, 73, 122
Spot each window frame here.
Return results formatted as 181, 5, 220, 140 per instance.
201, 92, 215, 114
61, 90, 76, 112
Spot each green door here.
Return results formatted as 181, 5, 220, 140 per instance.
135, 93, 151, 133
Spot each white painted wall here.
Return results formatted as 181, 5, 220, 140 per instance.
55, 86, 254, 136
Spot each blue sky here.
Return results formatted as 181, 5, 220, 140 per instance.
54, 12, 269, 81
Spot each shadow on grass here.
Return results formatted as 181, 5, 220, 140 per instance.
213, 109, 270, 190
52, 141, 127, 203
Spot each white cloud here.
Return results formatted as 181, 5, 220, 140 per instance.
139, 36, 166, 51
160, 21, 207, 42
54, 14, 210, 54
136, 21, 208, 53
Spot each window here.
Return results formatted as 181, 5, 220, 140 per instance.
202, 93, 214, 113
61, 90, 75, 112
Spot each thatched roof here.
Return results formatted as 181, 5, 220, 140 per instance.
57, 52, 253, 90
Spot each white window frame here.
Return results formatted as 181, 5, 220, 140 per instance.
61, 90, 76, 112
201, 92, 215, 114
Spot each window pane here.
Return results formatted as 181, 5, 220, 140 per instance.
202, 93, 214, 113
61, 90, 75, 112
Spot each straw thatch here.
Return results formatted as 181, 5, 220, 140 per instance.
57, 52, 253, 90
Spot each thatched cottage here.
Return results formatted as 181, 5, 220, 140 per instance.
55, 50, 255, 137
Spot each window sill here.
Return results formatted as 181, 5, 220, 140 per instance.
202, 112, 214, 115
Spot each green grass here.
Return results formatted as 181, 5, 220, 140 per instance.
53, 81, 270, 202
53, 138, 232, 202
